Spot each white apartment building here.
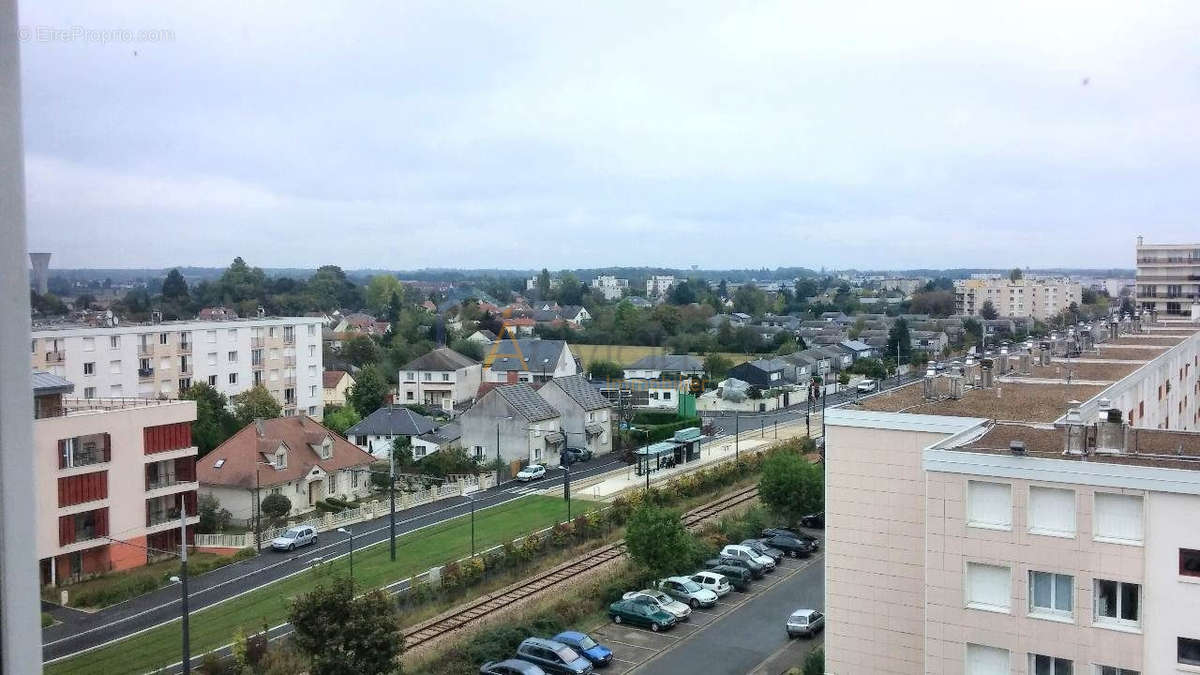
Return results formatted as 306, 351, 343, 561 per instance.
824, 320, 1200, 675
955, 277, 1082, 321
590, 275, 629, 300
1135, 236, 1200, 318
645, 275, 676, 299
31, 317, 325, 419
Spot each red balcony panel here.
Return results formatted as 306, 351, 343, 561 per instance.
58, 471, 108, 507
144, 422, 192, 454
174, 456, 196, 483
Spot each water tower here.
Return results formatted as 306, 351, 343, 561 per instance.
29, 252, 51, 295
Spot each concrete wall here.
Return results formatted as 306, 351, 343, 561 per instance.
398, 363, 482, 405
459, 392, 562, 466
537, 384, 612, 457
1075, 330, 1200, 431
1144, 491, 1200, 674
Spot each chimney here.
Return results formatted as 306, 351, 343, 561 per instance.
1063, 403, 1087, 455
948, 374, 964, 399
1095, 398, 1127, 453
1010, 440, 1026, 456
980, 362, 993, 389
923, 369, 937, 400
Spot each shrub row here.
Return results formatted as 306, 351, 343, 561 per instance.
628, 416, 702, 444
68, 548, 257, 608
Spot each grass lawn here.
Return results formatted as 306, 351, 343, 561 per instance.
571, 344, 754, 370
46, 495, 595, 675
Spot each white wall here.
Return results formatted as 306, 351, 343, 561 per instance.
1143, 491, 1200, 675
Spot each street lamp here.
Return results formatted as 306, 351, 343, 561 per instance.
173, 506, 191, 673
253, 459, 276, 550
337, 527, 354, 583
468, 493, 477, 557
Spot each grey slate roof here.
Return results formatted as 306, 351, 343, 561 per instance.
626, 354, 704, 372
486, 339, 567, 373
345, 406, 437, 437
416, 422, 461, 445
495, 383, 560, 421
401, 346, 478, 372
839, 339, 872, 352
745, 358, 788, 372
547, 374, 612, 411
32, 370, 74, 395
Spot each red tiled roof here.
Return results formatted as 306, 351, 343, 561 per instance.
198, 417, 375, 489
323, 370, 350, 389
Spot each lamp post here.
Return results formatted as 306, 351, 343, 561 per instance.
734, 414, 739, 461
337, 527, 354, 582
388, 442, 397, 562
253, 459, 275, 550
469, 493, 476, 557
176, 506, 191, 673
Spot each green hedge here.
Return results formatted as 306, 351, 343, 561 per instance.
632, 411, 683, 425
629, 416, 701, 444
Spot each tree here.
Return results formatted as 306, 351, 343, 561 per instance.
803, 647, 824, 675
747, 385, 763, 399
758, 450, 823, 527
347, 365, 388, 417
848, 357, 886, 380
909, 290, 956, 317
979, 300, 998, 320
182, 383, 239, 456
449, 338, 484, 361
260, 493, 292, 525
1010, 267, 1023, 282
232, 385, 282, 426
886, 318, 912, 365
848, 316, 866, 339
289, 576, 402, 675
703, 353, 733, 381
162, 268, 190, 301
364, 274, 404, 315
556, 273, 584, 306
588, 359, 624, 380
197, 494, 233, 533
732, 285, 768, 316
344, 335, 381, 367
323, 405, 361, 437
537, 268, 552, 299
625, 504, 695, 578
962, 317, 983, 349
669, 280, 697, 305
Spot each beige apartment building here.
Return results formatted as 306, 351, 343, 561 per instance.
31, 316, 325, 419
825, 316, 1200, 674
955, 277, 1083, 321
1135, 235, 1200, 318
33, 372, 199, 586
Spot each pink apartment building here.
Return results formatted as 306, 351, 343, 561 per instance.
33, 371, 199, 586
825, 318, 1200, 675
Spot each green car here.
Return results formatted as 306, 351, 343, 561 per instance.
608, 598, 678, 632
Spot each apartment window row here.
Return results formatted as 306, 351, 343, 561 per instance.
967, 644, 1140, 675
966, 562, 1141, 629
967, 481, 1143, 544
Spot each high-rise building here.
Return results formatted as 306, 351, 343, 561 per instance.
590, 275, 629, 300
1135, 235, 1200, 318
824, 315, 1200, 674
29, 252, 51, 295
954, 277, 1082, 320
645, 275, 676, 299
31, 317, 325, 418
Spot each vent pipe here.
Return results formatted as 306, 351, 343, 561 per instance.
1063, 404, 1087, 455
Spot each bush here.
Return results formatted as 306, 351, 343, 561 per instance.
71, 574, 160, 608
314, 500, 341, 513
41, 612, 54, 628
260, 493, 292, 524
629, 416, 702, 444
803, 647, 824, 675
631, 411, 682, 425
325, 497, 352, 509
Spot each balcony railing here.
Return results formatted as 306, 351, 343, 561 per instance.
146, 474, 180, 491
138, 367, 154, 379
251, 337, 264, 348
284, 355, 296, 366
45, 351, 65, 363
179, 341, 192, 354
138, 343, 153, 356
147, 508, 182, 527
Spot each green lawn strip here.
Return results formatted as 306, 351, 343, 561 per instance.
47, 495, 594, 675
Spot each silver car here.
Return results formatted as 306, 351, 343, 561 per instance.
622, 589, 692, 621
688, 571, 732, 598
270, 525, 317, 551
786, 609, 824, 638
655, 576, 718, 608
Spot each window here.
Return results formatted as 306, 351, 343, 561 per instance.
159, 332, 168, 345
83, 386, 96, 399
228, 373, 238, 385
1095, 667, 1138, 675
308, 365, 316, 377
1029, 571, 1072, 618
227, 328, 238, 338
1181, 638, 1200, 667
208, 375, 217, 386
83, 362, 94, 376
423, 372, 432, 381
1029, 486, 1075, 537
109, 335, 120, 349
966, 563, 1010, 612
406, 391, 414, 400
83, 337, 95, 352
207, 352, 217, 366
308, 406, 316, 416
968, 481, 1012, 529
1182, 548, 1200, 577
109, 360, 121, 374
160, 357, 170, 370
227, 350, 238, 363
351, 470, 359, 488
308, 324, 316, 336
663, 391, 672, 400
206, 330, 216, 343
319, 438, 332, 460
442, 373, 450, 381
966, 644, 1009, 675
308, 345, 316, 357
1094, 579, 1139, 627
309, 385, 317, 397
1029, 654, 1072, 675
1093, 493, 1143, 544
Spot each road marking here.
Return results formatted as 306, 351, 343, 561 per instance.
605, 640, 660, 651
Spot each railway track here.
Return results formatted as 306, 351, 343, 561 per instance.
402, 484, 761, 651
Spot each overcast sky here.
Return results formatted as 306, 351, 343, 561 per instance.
18, 1, 1200, 271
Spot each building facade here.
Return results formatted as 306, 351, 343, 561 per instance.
398, 346, 482, 408
590, 275, 629, 300
34, 373, 199, 585
31, 317, 326, 418
645, 275, 676, 299
458, 383, 564, 469
954, 277, 1082, 321
1135, 236, 1200, 318
536, 374, 614, 457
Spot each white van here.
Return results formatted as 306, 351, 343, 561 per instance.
855, 379, 877, 393
720, 544, 775, 572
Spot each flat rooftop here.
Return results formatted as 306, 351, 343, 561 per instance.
1091, 345, 1170, 360
1016, 360, 1143, 382
954, 422, 1200, 471
1111, 335, 1188, 347
849, 380, 1107, 423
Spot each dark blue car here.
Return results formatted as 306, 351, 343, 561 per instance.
551, 631, 612, 667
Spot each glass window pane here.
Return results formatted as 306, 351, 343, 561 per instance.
1120, 583, 1138, 621
1032, 654, 1050, 675
1032, 572, 1052, 609
1097, 580, 1117, 618
1053, 657, 1072, 675
1055, 574, 1073, 612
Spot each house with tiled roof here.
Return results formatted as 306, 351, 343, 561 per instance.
322, 370, 355, 407
482, 338, 577, 384
344, 406, 437, 459
458, 383, 564, 470
537, 374, 614, 456
398, 346, 482, 408
197, 416, 375, 523
411, 422, 462, 459
622, 354, 705, 380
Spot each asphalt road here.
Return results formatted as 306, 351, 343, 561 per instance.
41, 452, 625, 664
635, 554, 824, 675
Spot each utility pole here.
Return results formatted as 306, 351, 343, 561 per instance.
179, 507, 191, 674
470, 494, 476, 557
735, 414, 739, 461
253, 468, 261, 550
389, 444, 396, 562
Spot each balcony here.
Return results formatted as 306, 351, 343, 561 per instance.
251, 337, 265, 348
138, 367, 154, 380
138, 343, 153, 356
146, 506, 182, 527
284, 355, 296, 367
45, 351, 65, 363
179, 341, 192, 354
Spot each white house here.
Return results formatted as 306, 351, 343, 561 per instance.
398, 346, 482, 408
622, 354, 705, 381
536, 374, 613, 457
482, 338, 577, 384
344, 406, 438, 459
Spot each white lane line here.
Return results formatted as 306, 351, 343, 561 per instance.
612, 657, 641, 665
604, 640, 660, 652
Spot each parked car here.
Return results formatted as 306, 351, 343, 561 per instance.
762, 527, 820, 549
799, 512, 825, 529
608, 598, 677, 632
480, 659, 548, 675
270, 525, 317, 551
740, 539, 784, 564
551, 632, 612, 668
704, 556, 764, 579
856, 379, 877, 393
622, 589, 691, 621
562, 447, 593, 464
785, 609, 825, 638
761, 534, 813, 558
721, 544, 776, 572
700, 565, 752, 591
515, 637, 594, 675
688, 570, 733, 597
655, 576, 718, 608
516, 464, 547, 482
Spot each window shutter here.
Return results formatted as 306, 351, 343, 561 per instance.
965, 644, 1009, 675
1094, 493, 1143, 542
1028, 486, 1075, 536
95, 508, 109, 537
968, 481, 1011, 528
966, 563, 1010, 610
59, 515, 75, 546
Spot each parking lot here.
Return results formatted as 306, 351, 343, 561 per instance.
584, 551, 824, 674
